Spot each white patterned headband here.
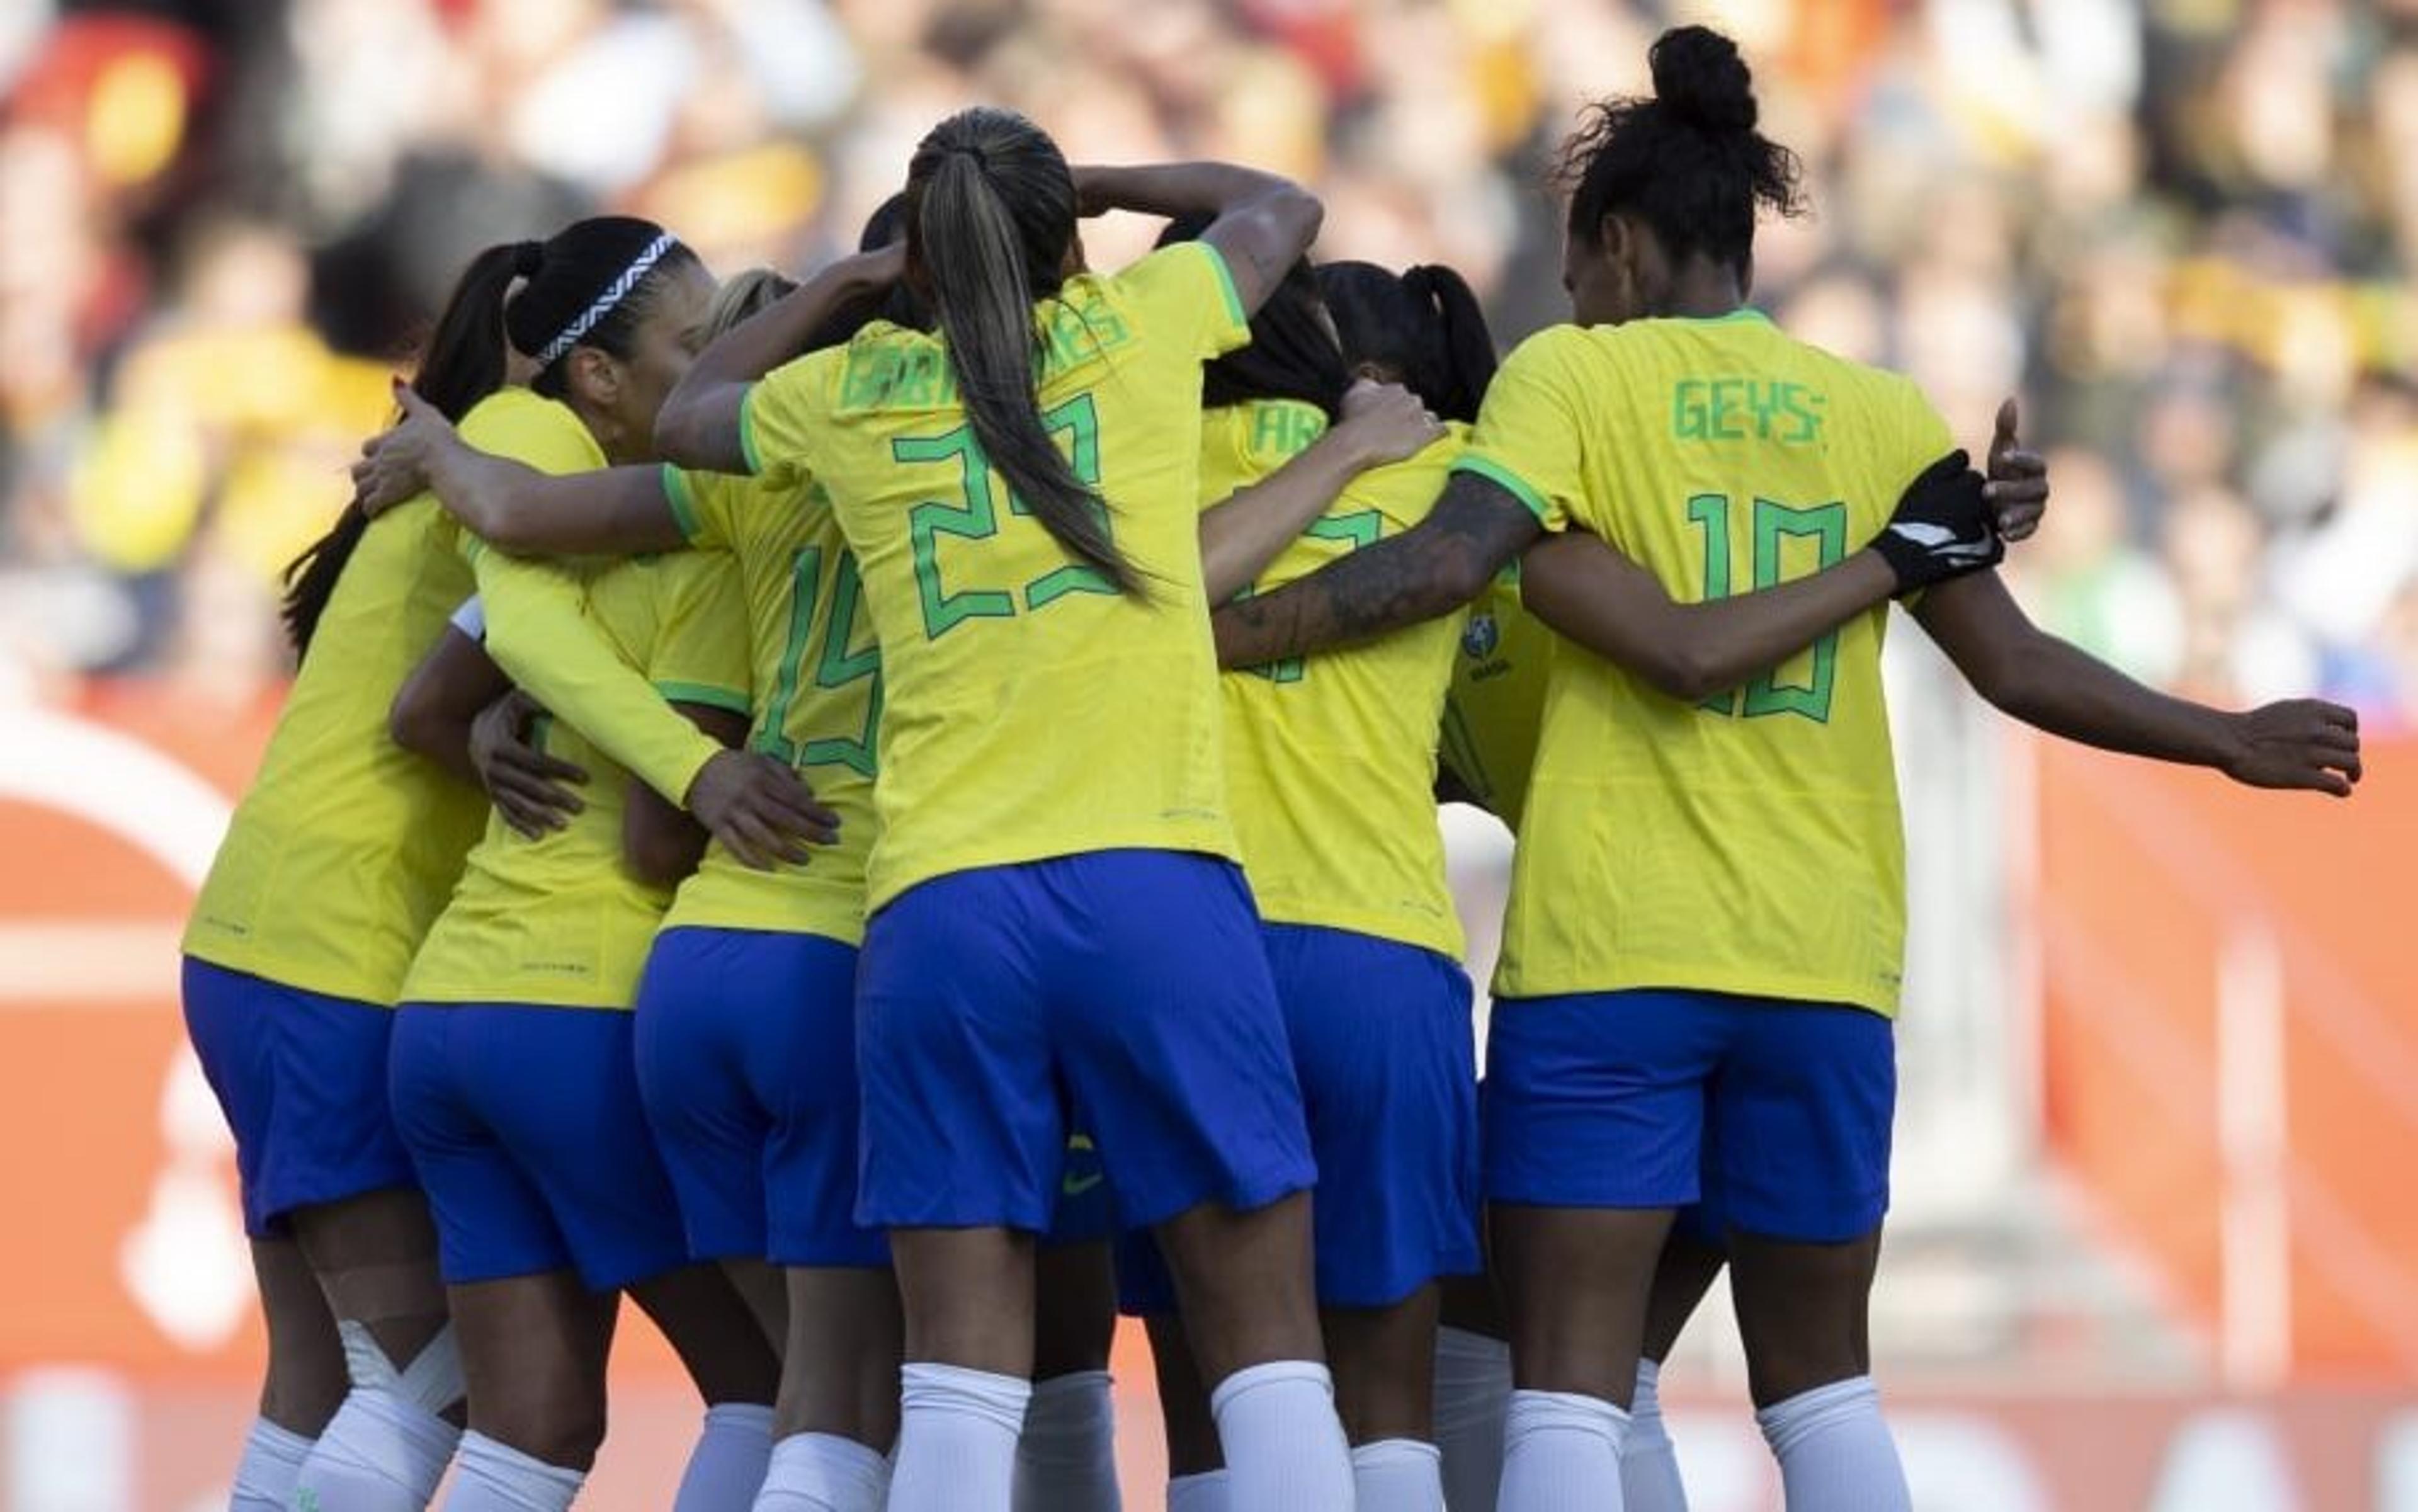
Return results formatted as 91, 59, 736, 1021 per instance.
533, 232, 678, 370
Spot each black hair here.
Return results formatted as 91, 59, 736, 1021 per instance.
1317, 260, 1497, 424
905, 108, 1137, 595
1155, 211, 1347, 419
281, 216, 698, 659
809, 191, 931, 349
1557, 25, 1806, 277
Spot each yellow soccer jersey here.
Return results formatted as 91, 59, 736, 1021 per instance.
1218, 425, 1470, 957
457, 392, 725, 809
739, 241, 1252, 910
183, 501, 486, 1005
1197, 398, 1327, 510
657, 466, 879, 945
1458, 312, 1953, 1016
400, 549, 749, 1009
1438, 565, 1554, 833
182, 389, 621, 1003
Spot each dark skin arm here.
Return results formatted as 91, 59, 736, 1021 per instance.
624, 703, 747, 886
389, 626, 511, 790
1070, 162, 1324, 315
1913, 571, 2363, 795
1519, 528, 1900, 702
1212, 472, 1537, 669
391, 628, 589, 837
654, 244, 909, 474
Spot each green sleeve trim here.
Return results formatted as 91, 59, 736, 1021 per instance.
661, 464, 703, 542
1453, 454, 1555, 527
1197, 243, 1249, 335
656, 681, 751, 717
738, 384, 765, 475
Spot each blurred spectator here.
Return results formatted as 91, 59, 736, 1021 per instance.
0, 0, 2409, 722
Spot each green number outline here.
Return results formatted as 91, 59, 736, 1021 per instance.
757, 545, 882, 777
894, 393, 1114, 639
1683, 492, 1848, 723
1242, 508, 1385, 685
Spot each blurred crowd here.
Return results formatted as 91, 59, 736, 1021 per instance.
3, 0, 2415, 724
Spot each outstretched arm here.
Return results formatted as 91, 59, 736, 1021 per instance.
623, 703, 747, 887
1913, 570, 2362, 795
1072, 162, 1322, 315
656, 244, 907, 473
354, 385, 682, 557
1210, 472, 1540, 669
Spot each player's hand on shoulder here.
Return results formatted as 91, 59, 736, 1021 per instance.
1984, 396, 2048, 542
352, 382, 452, 520
685, 751, 843, 869
472, 690, 587, 838
2222, 699, 2363, 798
1334, 378, 1445, 469
1875, 449, 2001, 593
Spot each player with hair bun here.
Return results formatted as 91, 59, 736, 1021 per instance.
1213, 24, 2358, 1511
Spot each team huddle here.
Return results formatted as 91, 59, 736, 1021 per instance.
178, 25, 2365, 1512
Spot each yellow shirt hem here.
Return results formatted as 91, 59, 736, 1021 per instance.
1494, 960, 1900, 1020
869, 823, 1240, 916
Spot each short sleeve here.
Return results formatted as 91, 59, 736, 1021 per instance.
1453, 327, 1592, 535
645, 551, 751, 717
457, 390, 603, 479
1113, 242, 1251, 361
661, 465, 750, 552
448, 596, 486, 641
1888, 375, 1958, 494
739, 348, 836, 490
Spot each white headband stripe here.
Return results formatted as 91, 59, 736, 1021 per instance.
534, 232, 677, 370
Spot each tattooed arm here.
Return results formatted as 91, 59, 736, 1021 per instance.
1211, 472, 1541, 668
1071, 163, 1321, 317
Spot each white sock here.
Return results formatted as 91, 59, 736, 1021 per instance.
751, 1431, 890, 1512
441, 1431, 585, 1512
1207, 1360, 1355, 1512
1166, 1469, 1230, 1512
1621, 1361, 1688, 1511
1433, 1326, 1512, 1512
1500, 1389, 1628, 1512
230, 1418, 314, 1511
673, 1402, 775, 1511
1013, 1370, 1121, 1512
1755, 1376, 1909, 1512
295, 1386, 462, 1511
1353, 1437, 1445, 1511
888, 1362, 1030, 1512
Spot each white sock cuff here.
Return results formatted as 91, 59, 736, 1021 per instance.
703, 1401, 775, 1435
242, 1418, 315, 1464
1167, 1468, 1231, 1512
1506, 1388, 1630, 1443
766, 1431, 890, 1500
1435, 1326, 1513, 1372
1208, 1358, 1333, 1418
456, 1430, 585, 1506
1632, 1359, 1665, 1419
1756, 1375, 1882, 1453
900, 1361, 1032, 1435
1351, 1436, 1443, 1469
1028, 1368, 1113, 1406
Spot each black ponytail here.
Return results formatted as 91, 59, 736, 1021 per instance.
907, 107, 1138, 596
1557, 25, 1805, 276
1319, 259, 1499, 424
281, 217, 697, 660
279, 239, 534, 659
1155, 212, 1347, 419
